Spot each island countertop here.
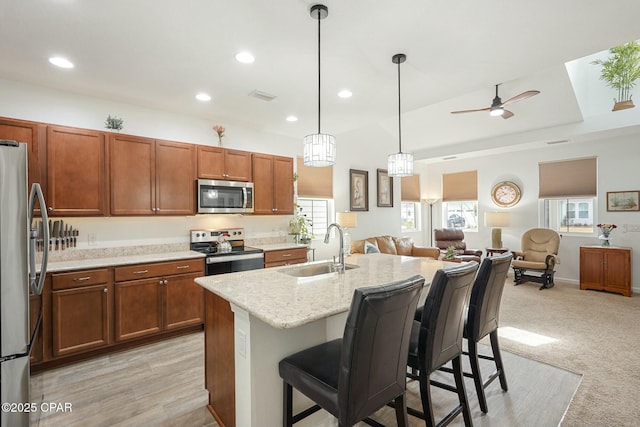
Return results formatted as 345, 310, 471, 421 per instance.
195, 253, 450, 329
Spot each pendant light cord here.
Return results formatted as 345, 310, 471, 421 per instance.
317, 10, 321, 135
397, 58, 402, 153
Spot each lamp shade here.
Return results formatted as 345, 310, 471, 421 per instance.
336, 211, 358, 228
303, 133, 336, 166
484, 212, 510, 227
387, 152, 414, 177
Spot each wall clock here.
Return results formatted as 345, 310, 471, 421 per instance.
491, 181, 521, 207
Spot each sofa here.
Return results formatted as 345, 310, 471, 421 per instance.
434, 228, 483, 263
350, 235, 441, 259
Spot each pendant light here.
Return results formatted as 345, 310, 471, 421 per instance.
303, 4, 336, 167
387, 53, 414, 177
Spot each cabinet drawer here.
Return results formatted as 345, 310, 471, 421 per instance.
52, 269, 110, 290
264, 248, 307, 264
115, 258, 204, 282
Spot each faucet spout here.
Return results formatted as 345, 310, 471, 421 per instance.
324, 223, 345, 273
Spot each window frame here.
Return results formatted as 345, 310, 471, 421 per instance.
539, 197, 596, 235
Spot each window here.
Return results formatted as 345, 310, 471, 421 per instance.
296, 198, 330, 238
443, 201, 478, 232
401, 202, 421, 231
542, 198, 594, 233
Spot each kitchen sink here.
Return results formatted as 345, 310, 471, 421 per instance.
279, 262, 359, 278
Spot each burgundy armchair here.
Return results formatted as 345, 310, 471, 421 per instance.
434, 228, 482, 263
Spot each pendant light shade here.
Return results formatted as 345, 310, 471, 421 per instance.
388, 53, 414, 177
303, 4, 336, 167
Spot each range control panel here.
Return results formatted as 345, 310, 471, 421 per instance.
190, 228, 245, 243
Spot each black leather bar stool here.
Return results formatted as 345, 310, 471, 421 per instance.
279, 275, 425, 427
406, 262, 478, 427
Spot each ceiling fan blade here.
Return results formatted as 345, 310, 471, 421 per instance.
450, 107, 491, 114
501, 90, 540, 106
502, 109, 514, 119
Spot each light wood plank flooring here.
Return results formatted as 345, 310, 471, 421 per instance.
30, 331, 580, 427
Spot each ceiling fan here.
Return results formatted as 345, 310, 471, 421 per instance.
451, 84, 540, 119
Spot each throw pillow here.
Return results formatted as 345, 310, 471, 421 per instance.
364, 241, 380, 254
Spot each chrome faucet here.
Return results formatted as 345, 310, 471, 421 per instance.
324, 223, 345, 274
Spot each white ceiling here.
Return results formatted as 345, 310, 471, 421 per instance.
2, 0, 640, 160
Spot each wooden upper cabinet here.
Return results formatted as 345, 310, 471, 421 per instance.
155, 139, 196, 215
0, 117, 45, 192
110, 134, 195, 215
252, 153, 293, 215
46, 126, 107, 216
197, 146, 252, 182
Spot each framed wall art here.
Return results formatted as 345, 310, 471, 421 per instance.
606, 191, 640, 211
376, 169, 393, 207
349, 169, 369, 211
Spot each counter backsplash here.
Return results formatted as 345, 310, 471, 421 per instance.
36, 242, 191, 263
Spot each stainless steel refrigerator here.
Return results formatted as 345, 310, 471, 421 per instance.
0, 140, 49, 427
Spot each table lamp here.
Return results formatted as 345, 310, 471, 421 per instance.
336, 212, 358, 256
484, 212, 510, 249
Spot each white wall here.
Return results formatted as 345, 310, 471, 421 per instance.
420, 133, 640, 292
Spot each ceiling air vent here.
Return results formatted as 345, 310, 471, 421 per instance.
249, 90, 277, 102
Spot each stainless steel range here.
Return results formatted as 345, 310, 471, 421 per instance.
190, 228, 264, 276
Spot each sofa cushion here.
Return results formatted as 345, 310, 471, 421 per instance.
364, 241, 381, 254
394, 237, 414, 256
375, 236, 397, 255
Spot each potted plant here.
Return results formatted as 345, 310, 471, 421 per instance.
443, 245, 458, 261
592, 40, 640, 111
288, 206, 312, 244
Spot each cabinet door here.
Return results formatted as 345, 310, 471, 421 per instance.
0, 117, 44, 192
164, 272, 204, 330
273, 155, 294, 214
155, 139, 196, 215
114, 278, 162, 341
580, 247, 604, 291
46, 126, 107, 216
252, 153, 275, 214
197, 146, 225, 180
51, 284, 110, 356
603, 250, 631, 294
224, 149, 252, 181
110, 134, 156, 215
29, 294, 43, 363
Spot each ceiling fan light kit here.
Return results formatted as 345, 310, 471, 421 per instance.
303, 4, 336, 167
451, 84, 540, 119
388, 53, 414, 177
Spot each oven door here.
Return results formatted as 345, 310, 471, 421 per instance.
206, 253, 264, 276
198, 179, 254, 214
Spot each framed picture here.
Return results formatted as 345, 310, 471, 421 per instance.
349, 169, 369, 211
607, 191, 640, 211
376, 169, 393, 207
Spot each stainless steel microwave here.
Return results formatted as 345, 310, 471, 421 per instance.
197, 179, 254, 214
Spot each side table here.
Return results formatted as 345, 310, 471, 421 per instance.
486, 248, 509, 257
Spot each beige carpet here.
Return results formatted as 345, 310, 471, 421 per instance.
497, 279, 640, 427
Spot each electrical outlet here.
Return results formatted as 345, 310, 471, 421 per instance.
88, 233, 98, 246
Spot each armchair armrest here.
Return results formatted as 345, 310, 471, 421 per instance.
463, 249, 483, 257
545, 254, 558, 269
412, 246, 441, 259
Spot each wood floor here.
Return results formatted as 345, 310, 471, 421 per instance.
30, 331, 580, 427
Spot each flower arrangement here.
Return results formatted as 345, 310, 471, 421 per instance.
596, 223, 617, 246
289, 206, 313, 244
213, 125, 225, 146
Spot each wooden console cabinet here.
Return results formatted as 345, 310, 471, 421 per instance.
580, 246, 631, 297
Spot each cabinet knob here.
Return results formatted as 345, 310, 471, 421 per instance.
48, 207, 53, 211
103, 288, 108, 293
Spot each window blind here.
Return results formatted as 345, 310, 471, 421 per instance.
539, 157, 597, 198
401, 174, 420, 201
442, 171, 477, 201
296, 156, 333, 198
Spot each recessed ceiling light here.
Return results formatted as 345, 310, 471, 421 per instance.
195, 93, 211, 101
286, 116, 298, 122
235, 51, 255, 64
337, 89, 352, 98
49, 57, 74, 69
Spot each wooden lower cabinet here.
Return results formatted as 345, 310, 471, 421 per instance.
115, 278, 163, 341
264, 247, 308, 268
580, 246, 632, 297
29, 294, 43, 363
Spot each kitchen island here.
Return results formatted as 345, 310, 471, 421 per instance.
195, 253, 451, 427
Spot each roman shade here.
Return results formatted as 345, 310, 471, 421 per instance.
538, 157, 597, 198
296, 156, 333, 198
401, 174, 420, 201
442, 171, 478, 201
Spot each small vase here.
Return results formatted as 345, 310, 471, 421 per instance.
217, 136, 223, 147
599, 232, 611, 246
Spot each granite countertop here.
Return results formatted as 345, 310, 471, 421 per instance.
44, 251, 205, 273
252, 243, 310, 251
195, 253, 451, 329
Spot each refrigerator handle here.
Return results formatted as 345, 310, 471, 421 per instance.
28, 183, 49, 295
